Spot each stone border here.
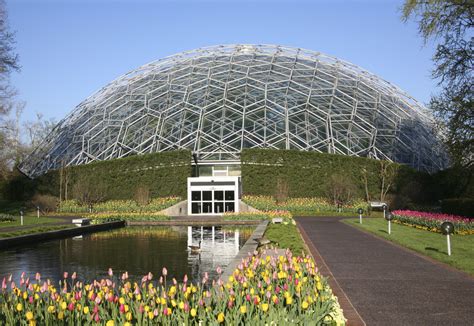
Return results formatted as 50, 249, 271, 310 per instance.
221, 220, 269, 281
128, 220, 262, 226
297, 221, 366, 326
0, 221, 125, 249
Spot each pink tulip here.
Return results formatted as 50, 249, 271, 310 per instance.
147, 272, 153, 281
173, 278, 177, 285
63, 272, 68, 279
159, 276, 163, 284
71, 272, 76, 280
68, 302, 74, 311
139, 305, 144, 313
183, 274, 188, 283
108, 268, 113, 277
1, 278, 6, 290
228, 300, 234, 308
154, 308, 159, 316
216, 266, 222, 274
162, 267, 167, 277
35, 273, 41, 281
94, 313, 100, 323
29, 296, 34, 304
119, 304, 125, 313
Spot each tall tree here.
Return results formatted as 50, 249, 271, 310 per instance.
0, 0, 20, 178
402, 0, 473, 167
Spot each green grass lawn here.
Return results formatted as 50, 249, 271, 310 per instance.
264, 222, 307, 255
0, 215, 62, 228
0, 225, 74, 238
344, 218, 474, 276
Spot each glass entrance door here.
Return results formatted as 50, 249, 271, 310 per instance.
190, 189, 235, 214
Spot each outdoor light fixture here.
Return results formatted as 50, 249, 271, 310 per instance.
441, 221, 454, 256
385, 211, 394, 234
357, 208, 364, 224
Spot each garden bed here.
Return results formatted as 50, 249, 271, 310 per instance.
392, 210, 474, 235
0, 251, 345, 325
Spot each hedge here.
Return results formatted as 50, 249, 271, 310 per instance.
32, 150, 192, 200
241, 148, 421, 200
441, 198, 474, 218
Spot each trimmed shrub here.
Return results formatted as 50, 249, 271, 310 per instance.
441, 198, 474, 218
35, 150, 192, 200
241, 148, 419, 200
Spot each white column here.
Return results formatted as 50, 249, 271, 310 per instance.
212, 226, 215, 246
187, 226, 192, 246
234, 230, 239, 254
200, 226, 203, 242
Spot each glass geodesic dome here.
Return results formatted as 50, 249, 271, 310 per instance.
19, 44, 447, 177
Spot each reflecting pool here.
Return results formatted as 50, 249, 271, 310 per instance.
0, 225, 254, 284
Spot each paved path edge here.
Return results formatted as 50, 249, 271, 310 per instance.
296, 221, 365, 326
342, 219, 474, 281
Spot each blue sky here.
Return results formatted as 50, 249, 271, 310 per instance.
7, 0, 438, 122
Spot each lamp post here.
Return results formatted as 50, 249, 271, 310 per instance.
357, 208, 364, 224
385, 211, 393, 235
441, 222, 454, 256
20, 210, 24, 226
37, 206, 40, 219
382, 204, 388, 219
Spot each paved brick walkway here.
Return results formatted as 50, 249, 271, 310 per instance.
296, 217, 474, 326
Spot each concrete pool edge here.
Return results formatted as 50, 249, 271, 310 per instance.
0, 221, 125, 249
221, 220, 269, 281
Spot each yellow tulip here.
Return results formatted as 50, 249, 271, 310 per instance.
58, 312, 64, 320
148, 311, 154, 319
190, 308, 197, 317
302, 301, 309, 309
240, 305, 247, 314
286, 296, 293, 305
16, 303, 23, 312
126, 312, 132, 321
119, 297, 125, 305
106, 320, 114, 326
261, 303, 269, 312
26, 311, 34, 321
83, 306, 89, 314
61, 302, 67, 310
179, 301, 185, 310
47, 306, 55, 313
217, 312, 225, 323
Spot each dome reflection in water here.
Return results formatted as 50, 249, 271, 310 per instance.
0, 225, 254, 284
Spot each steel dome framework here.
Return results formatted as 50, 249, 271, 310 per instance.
20, 44, 447, 177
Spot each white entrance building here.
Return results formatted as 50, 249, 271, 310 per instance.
187, 176, 240, 215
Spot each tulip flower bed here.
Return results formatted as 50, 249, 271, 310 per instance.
0, 251, 345, 325
58, 197, 182, 214
243, 195, 367, 216
223, 210, 294, 223
392, 210, 474, 235
89, 212, 171, 224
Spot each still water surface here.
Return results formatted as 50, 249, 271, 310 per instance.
0, 225, 253, 284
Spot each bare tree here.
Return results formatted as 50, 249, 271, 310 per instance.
274, 178, 289, 204
379, 160, 398, 202
326, 173, 357, 206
